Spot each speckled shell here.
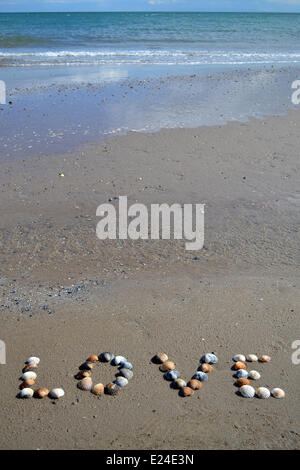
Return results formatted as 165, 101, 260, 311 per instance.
34, 388, 49, 398
180, 387, 194, 397
25, 357, 40, 365
164, 370, 180, 381
18, 388, 34, 399
112, 355, 127, 366
233, 354, 246, 363
77, 377, 93, 391
119, 368, 133, 380
49, 388, 65, 399
87, 354, 98, 363
154, 353, 168, 363
248, 370, 261, 380
201, 353, 218, 364
200, 363, 214, 373
159, 361, 175, 372
99, 352, 114, 362
234, 361, 247, 370
23, 363, 38, 372
187, 379, 202, 390
20, 379, 35, 389
80, 361, 93, 371
114, 377, 128, 387
120, 361, 132, 370
92, 383, 104, 396
256, 387, 270, 399
21, 371, 37, 381
192, 371, 208, 382
271, 388, 285, 399
173, 378, 187, 389
258, 355, 271, 363
105, 383, 121, 395
240, 385, 255, 398
75, 370, 91, 380
235, 369, 249, 379
246, 354, 258, 362
236, 378, 250, 387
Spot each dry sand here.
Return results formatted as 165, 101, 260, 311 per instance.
0, 111, 299, 449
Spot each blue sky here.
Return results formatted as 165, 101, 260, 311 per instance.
1, 0, 300, 13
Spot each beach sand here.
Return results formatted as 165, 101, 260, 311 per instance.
0, 111, 299, 449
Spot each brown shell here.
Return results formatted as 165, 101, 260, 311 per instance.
234, 361, 247, 370
187, 379, 202, 390
23, 363, 38, 372
34, 388, 49, 398
153, 353, 168, 364
180, 387, 194, 397
105, 383, 120, 396
87, 354, 99, 363
92, 383, 104, 396
200, 363, 214, 373
236, 378, 250, 387
75, 370, 91, 380
258, 355, 271, 363
20, 379, 35, 389
159, 361, 175, 372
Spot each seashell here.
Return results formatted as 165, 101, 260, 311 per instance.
187, 379, 202, 390
180, 387, 194, 397
235, 369, 249, 379
239, 385, 255, 398
248, 370, 261, 380
236, 378, 250, 387
105, 383, 120, 395
80, 361, 93, 371
173, 378, 186, 389
114, 377, 128, 387
200, 363, 214, 373
159, 361, 175, 372
153, 353, 168, 364
258, 355, 271, 363
233, 354, 246, 363
18, 388, 34, 399
201, 353, 218, 364
49, 388, 65, 399
86, 354, 98, 363
234, 361, 247, 370
120, 361, 132, 370
119, 368, 133, 380
34, 388, 49, 398
75, 370, 91, 380
112, 355, 127, 366
23, 363, 38, 372
25, 357, 40, 365
77, 377, 93, 391
192, 371, 208, 382
271, 388, 285, 399
99, 352, 114, 362
21, 371, 37, 381
246, 354, 258, 362
256, 387, 270, 399
20, 379, 35, 389
164, 370, 180, 381
92, 383, 104, 396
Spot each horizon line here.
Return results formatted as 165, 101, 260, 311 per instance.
0, 10, 300, 14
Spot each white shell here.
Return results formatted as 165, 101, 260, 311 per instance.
233, 354, 246, 362
49, 388, 65, 399
201, 353, 218, 364
21, 371, 37, 381
256, 387, 270, 399
240, 385, 255, 398
113, 355, 127, 366
235, 369, 249, 379
246, 354, 258, 362
271, 388, 285, 399
114, 377, 128, 387
25, 357, 40, 365
18, 388, 34, 398
248, 370, 261, 380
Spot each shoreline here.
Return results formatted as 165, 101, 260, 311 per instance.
0, 110, 299, 449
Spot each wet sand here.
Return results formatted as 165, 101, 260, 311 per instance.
0, 111, 299, 449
